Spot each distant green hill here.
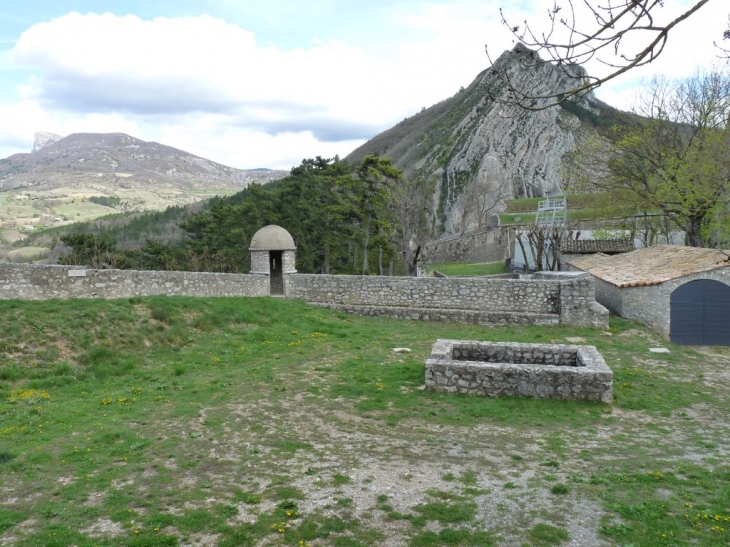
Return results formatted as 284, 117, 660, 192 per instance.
0, 132, 287, 248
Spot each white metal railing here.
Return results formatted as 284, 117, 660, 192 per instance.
535, 196, 567, 228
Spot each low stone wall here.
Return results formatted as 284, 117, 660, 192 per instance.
289, 271, 608, 328
452, 341, 580, 366
289, 273, 559, 313
0, 264, 608, 330
0, 264, 269, 300
534, 271, 608, 328
425, 339, 613, 403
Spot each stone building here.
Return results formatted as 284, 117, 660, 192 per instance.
249, 225, 297, 296
567, 245, 730, 345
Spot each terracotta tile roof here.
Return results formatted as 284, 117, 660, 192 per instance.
567, 245, 730, 287
561, 238, 635, 254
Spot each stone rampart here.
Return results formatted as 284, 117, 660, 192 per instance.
288, 272, 607, 327
424, 227, 510, 264
0, 264, 608, 329
0, 264, 268, 300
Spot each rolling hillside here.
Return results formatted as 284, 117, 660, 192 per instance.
0, 132, 287, 242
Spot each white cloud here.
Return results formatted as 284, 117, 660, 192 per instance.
3, 8, 511, 167
2, 12, 405, 167
392, 0, 507, 107
0, 2, 727, 168
155, 119, 365, 171
0, 100, 50, 152
10, 13, 396, 131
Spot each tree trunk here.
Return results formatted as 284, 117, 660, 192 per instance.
378, 246, 383, 276
322, 244, 329, 274
516, 234, 529, 272
685, 216, 704, 247
362, 214, 372, 275
528, 229, 546, 272
409, 245, 422, 277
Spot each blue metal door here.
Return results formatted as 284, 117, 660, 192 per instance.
670, 279, 730, 346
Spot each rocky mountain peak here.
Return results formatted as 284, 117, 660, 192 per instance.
346, 44, 622, 235
1, 132, 288, 213
32, 131, 64, 153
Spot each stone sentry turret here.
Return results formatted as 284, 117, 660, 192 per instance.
249, 225, 297, 296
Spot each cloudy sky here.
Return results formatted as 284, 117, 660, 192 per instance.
0, 0, 727, 170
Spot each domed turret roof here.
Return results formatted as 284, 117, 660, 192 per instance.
249, 225, 296, 250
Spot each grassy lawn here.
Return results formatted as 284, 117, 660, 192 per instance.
427, 262, 508, 276
55, 201, 119, 220
503, 193, 617, 213
499, 209, 631, 226
0, 296, 729, 546
4, 247, 49, 263
0, 229, 24, 245
500, 193, 636, 225
1, 202, 37, 220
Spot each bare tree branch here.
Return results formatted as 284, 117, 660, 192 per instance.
491, 0, 719, 108
715, 14, 730, 57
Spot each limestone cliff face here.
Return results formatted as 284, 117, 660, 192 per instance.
33, 131, 64, 153
346, 44, 620, 235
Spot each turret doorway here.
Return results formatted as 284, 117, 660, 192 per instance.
269, 251, 284, 295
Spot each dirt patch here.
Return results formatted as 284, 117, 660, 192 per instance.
82, 519, 124, 539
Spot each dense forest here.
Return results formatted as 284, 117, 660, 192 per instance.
58, 155, 434, 276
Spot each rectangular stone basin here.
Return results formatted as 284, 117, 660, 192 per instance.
425, 340, 613, 404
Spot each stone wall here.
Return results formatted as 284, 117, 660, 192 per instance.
0, 264, 608, 329
425, 227, 511, 264
593, 277, 623, 316
425, 339, 613, 403
288, 272, 607, 327
534, 271, 608, 328
0, 264, 268, 300
451, 341, 580, 366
